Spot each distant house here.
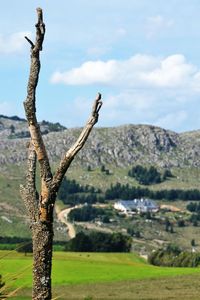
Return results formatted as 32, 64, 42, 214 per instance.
114, 199, 159, 215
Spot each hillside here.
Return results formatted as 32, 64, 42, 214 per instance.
1, 115, 200, 169
1, 115, 200, 247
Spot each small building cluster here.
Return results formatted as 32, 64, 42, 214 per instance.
114, 199, 159, 215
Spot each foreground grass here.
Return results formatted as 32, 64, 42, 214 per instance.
11, 274, 200, 300
1, 250, 200, 288
46, 273, 200, 300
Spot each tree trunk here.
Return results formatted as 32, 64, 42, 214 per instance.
22, 8, 102, 299
32, 222, 53, 300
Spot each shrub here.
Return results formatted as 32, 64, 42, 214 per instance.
148, 244, 200, 267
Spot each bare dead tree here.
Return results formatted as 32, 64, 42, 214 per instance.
20, 8, 102, 300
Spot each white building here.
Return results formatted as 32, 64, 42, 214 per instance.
114, 199, 159, 215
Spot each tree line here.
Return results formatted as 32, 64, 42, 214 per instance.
58, 176, 104, 205
65, 231, 131, 252
148, 244, 200, 267
0, 236, 66, 251
105, 182, 200, 201
58, 176, 200, 205
0, 232, 131, 253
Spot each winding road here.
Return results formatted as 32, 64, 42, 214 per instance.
56, 205, 77, 239
56, 203, 110, 239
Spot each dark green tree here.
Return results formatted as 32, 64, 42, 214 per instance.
101, 165, 106, 172
10, 124, 15, 134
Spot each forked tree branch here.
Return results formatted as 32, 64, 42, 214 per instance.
51, 93, 102, 195
21, 7, 103, 299
23, 8, 102, 215
23, 8, 52, 206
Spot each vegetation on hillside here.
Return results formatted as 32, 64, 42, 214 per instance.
148, 244, 200, 267
0, 236, 66, 251
58, 176, 104, 205
65, 231, 132, 252
105, 182, 200, 201
8, 120, 66, 139
128, 165, 162, 185
187, 202, 200, 212
68, 204, 112, 222
57, 176, 200, 207
40, 120, 66, 132
0, 115, 26, 121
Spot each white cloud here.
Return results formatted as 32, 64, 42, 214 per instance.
98, 91, 193, 131
51, 53, 199, 91
51, 59, 118, 85
146, 15, 174, 38
0, 31, 32, 54
53, 91, 157, 128
50, 52, 200, 131
101, 91, 157, 125
141, 55, 196, 87
49, 88, 198, 131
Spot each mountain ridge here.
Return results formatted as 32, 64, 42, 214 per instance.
1, 115, 200, 169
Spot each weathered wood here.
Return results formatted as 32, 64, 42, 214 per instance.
32, 222, 53, 300
23, 7, 52, 218
22, 8, 102, 299
20, 141, 38, 222
51, 93, 102, 196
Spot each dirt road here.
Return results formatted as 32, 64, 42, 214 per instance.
56, 203, 110, 239
56, 206, 76, 239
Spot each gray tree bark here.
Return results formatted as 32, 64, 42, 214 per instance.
20, 8, 102, 300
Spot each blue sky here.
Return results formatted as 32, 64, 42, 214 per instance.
1, 0, 200, 132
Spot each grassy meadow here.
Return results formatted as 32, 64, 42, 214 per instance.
1, 250, 200, 299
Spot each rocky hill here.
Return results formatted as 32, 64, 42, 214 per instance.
1, 115, 200, 241
1, 115, 200, 169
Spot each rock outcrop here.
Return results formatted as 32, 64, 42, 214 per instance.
1, 115, 200, 168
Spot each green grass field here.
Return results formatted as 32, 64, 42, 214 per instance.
1, 250, 200, 299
